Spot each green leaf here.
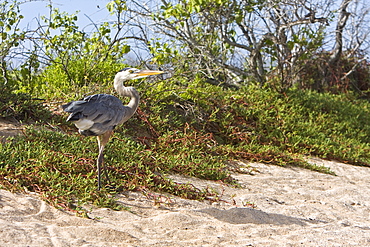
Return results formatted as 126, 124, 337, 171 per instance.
1, 32, 7, 40
106, 1, 115, 13
122, 44, 130, 54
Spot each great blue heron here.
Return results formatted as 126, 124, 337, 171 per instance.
62, 68, 164, 190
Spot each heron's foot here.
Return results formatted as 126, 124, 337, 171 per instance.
104, 174, 111, 184
97, 183, 115, 191
104, 184, 117, 191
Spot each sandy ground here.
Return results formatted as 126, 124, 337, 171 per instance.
0, 117, 23, 142
1, 121, 370, 246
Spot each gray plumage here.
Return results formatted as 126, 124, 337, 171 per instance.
62, 94, 128, 136
62, 68, 164, 190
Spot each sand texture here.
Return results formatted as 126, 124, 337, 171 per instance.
1, 157, 370, 246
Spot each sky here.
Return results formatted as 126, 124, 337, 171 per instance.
18, 0, 118, 40
17, 0, 148, 65
15, 0, 370, 63
19, 0, 112, 29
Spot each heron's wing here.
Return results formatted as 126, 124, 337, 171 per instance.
62, 94, 129, 135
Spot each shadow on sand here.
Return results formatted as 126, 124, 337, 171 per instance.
198, 207, 310, 226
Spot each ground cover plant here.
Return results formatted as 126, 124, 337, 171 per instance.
1, 68, 369, 212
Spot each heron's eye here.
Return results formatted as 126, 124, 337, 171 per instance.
129, 69, 134, 73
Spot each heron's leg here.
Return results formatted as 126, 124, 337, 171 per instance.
96, 142, 104, 190
96, 131, 113, 190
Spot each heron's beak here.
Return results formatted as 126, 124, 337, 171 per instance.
134, 70, 165, 79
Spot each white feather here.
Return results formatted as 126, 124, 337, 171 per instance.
74, 119, 94, 130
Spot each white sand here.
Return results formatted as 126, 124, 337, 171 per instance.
1, 157, 370, 246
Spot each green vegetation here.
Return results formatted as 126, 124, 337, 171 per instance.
0, 0, 370, 213
1, 73, 369, 211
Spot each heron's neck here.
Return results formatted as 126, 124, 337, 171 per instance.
114, 78, 140, 118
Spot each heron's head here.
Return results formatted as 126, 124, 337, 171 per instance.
115, 67, 164, 81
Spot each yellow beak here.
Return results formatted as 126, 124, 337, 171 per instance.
135, 70, 165, 77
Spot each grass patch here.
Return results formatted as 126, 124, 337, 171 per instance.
1, 78, 369, 212
0, 88, 52, 122
0, 126, 225, 211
